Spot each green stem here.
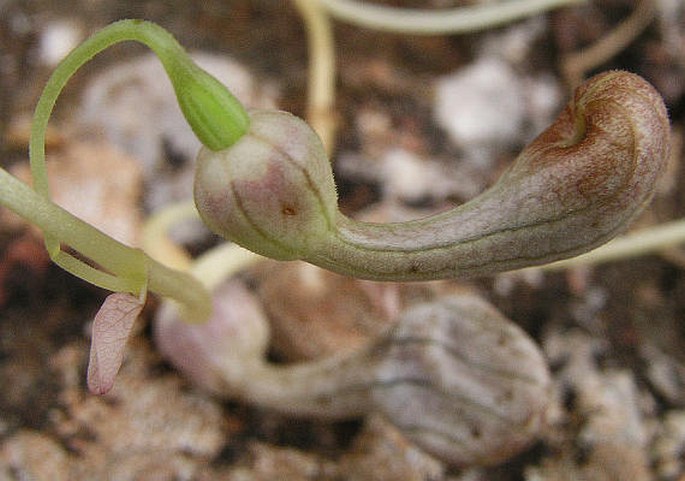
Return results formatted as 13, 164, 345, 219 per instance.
0, 167, 145, 292
33, 20, 171, 196
28, 20, 249, 287
0, 166, 210, 322
31, 21, 247, 185
19, 19, 234, 321
148, 259, 211, 324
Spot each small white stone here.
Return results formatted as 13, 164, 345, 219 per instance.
478, 17, 547, 65
380, 148, 486, 203
434, 57, 526, 151
524, 74, 563, 140
381, 148, 435, 202
38, 19, 83, 67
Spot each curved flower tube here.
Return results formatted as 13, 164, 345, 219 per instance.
194, 71, 670, 281
317, 0, 586, 35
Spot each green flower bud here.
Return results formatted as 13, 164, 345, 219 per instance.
123, 19, 250, 151
194, 110, 338, 260
168, 61, 250, 151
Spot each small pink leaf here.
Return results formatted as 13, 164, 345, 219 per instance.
87, 292, 144, 395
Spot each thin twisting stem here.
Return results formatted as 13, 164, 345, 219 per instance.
30, 20, 191, 199
28, 20, 195, 293
317, 0, 586, 35
142, 201, 197, 271
293, 0, 337, 154
562, 0, 657, 87
20, 19, 217, 321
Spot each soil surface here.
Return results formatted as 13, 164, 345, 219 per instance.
1, 1, 685, 480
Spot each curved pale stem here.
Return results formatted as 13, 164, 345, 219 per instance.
317, 0, 586, 35
17, 19, 222, 322
142, 201, 197, 271
562, 0, 657, 87
191, 243, 261, 290
293, 0, 337, 154
142, 200, 262, 290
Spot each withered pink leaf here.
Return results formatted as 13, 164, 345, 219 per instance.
87, 292, 144, 395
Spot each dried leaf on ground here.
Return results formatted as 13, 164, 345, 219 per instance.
87, 292, 144, 395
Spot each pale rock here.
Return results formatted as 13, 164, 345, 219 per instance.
653, 410, 685, 479
434, 57, 562, 166
529, 329, 653, 481
337, 416, 445, 481
12, 140, 142, 246
48, 341, 227, 480
0, 431, 71, 481
380, 148, 478, 203
38, 18, 83, 67
220, 443, 335, 481
434, 57, 526, 163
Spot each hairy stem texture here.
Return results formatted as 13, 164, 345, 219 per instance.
195, 71, 669, 281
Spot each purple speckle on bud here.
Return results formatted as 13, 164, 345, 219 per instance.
194, 110, 337, 260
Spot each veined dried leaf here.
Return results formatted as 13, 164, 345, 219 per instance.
87, 292, 144, 395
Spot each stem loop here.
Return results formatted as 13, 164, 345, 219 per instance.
17, 19, 222, 321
